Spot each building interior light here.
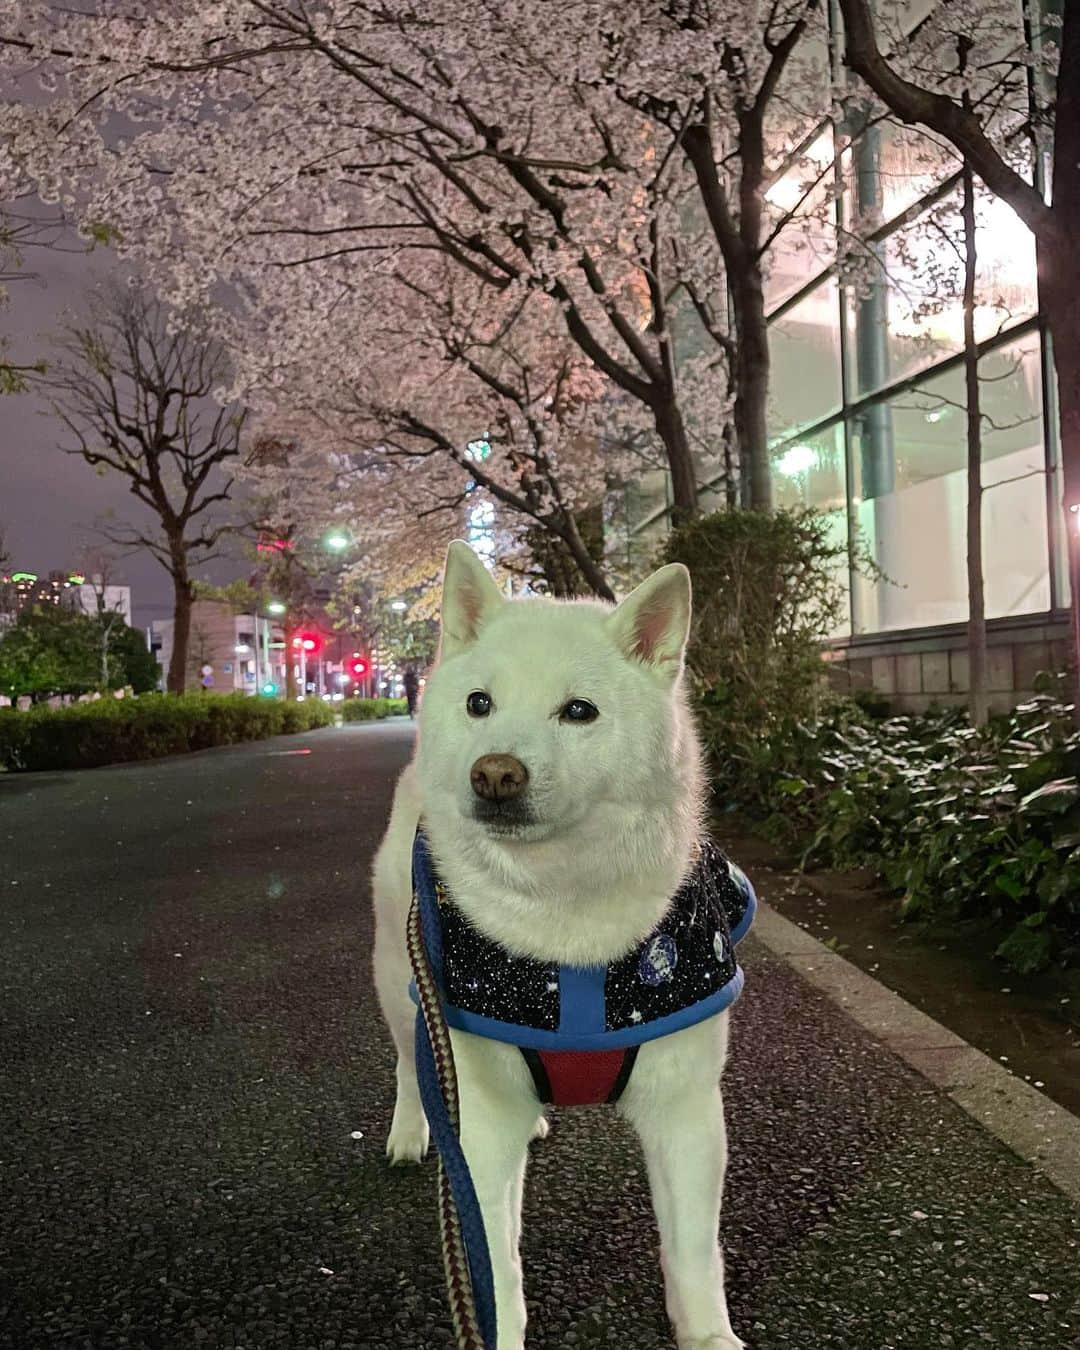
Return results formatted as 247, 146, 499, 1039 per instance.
776, 443, 817, 478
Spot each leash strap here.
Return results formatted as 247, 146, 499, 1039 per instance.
409, 829, 498, 1350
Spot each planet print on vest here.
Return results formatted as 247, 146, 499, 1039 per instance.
639, 933, 678, 986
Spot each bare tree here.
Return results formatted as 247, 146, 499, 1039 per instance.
74, 546, 128, 691
40, 287, 247, 692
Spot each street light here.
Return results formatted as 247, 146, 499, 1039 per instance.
324, 530, 349, 552
266, 600, 286, 615
390, 600, 407, 612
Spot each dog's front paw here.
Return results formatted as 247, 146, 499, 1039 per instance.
532, 1116, 550, 1142
385, 1105, 430, 1165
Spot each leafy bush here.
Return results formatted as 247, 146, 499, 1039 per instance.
706, 673, 1080, 972
0, 694, 333, 772
659, 508, 869, 805
340, 697, 408, 722
0, 603, 159, 699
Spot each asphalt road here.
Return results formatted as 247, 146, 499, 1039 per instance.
2, 722, 1078, 1350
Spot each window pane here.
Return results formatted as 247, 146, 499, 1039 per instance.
848, 189, 963, 398
767, 277, 842, 438
974, 193, 1038, 335
763, 128, 837, 310
841, 117, 960, 229
979, 338, 1050, 618
771, 424, 851, 637
847, 187, 1037, 399
851, 340, 1050, 632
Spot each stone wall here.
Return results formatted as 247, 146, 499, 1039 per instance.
823, 614, 1072, 715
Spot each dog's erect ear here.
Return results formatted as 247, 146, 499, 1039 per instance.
605, 563, 692, 680
438, 540, 506, 660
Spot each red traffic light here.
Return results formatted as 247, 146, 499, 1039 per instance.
291, 632, 320, 653
351, 658, 369, 677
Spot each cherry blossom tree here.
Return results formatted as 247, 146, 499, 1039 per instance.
236, 254, 654, 601
1, 0, 840, 520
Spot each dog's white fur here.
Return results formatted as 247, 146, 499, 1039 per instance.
371, 541, 744, 1350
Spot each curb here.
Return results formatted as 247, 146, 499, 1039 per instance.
751, 898, 1080, 1206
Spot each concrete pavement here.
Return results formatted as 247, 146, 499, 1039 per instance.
2, 722, 1078, 1348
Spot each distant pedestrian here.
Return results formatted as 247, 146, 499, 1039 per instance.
403, 665, 420, 719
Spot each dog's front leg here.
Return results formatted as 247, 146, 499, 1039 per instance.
621, 1025, 743, 1350
453, 1032, 542, 1350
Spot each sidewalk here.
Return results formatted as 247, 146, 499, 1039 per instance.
716, 931, 1080, 1349
1, 728, 1077, 1350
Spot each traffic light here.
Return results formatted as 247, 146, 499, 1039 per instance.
261, 682, 278, 696
291, 633, 320, 653
350, 657, 369, 678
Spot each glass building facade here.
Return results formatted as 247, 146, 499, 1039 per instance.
621, 0, 1069, 649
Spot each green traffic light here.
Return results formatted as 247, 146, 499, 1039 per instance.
261, 682, 278, 696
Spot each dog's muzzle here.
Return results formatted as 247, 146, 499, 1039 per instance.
470, 754, 528, 802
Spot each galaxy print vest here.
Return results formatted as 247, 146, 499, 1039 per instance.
410, 826, 755, 1107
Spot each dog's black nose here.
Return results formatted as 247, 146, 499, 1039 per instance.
470, 754, 529, 802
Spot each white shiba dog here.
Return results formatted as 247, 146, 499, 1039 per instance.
372, 540, 747, 1350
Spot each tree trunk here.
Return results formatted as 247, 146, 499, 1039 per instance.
722, 420, 738, 509
284, 626, 298, 701
653, 396, 699, 525
168, 562, 194, 695
962, 155, 988, 727
1043, 2, 1080, 722
559, 505, 615, 601
731, 271, 772, 512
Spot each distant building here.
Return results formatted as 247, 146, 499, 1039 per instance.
70, 579, 133, 626
0, 568, 133, 632
150, 600, 285, 694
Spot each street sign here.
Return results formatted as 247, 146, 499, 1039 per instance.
200, 664, 213, 676
201, 674, 214, 688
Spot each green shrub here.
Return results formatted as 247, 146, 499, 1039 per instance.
659, 508, 873, 808
706, 672, 1080, 972
0, 693, 333, 772
340, 697, 408, 722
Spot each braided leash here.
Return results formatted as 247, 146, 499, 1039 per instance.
407, 860, 498, 1350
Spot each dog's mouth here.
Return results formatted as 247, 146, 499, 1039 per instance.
470, 799, 539, 835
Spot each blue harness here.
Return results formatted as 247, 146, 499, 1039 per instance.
408, 826, 755, 1349
410, 827, 754, 1104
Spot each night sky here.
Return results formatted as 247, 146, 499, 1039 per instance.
1, 206, 244, 631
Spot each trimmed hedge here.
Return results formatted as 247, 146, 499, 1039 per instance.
340, 697, 408, 722
0, 693, 334, 772
704, 673, 1080, 973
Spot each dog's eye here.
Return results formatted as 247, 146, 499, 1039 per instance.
560, 698, 598, 723
466, 690, 492, 717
